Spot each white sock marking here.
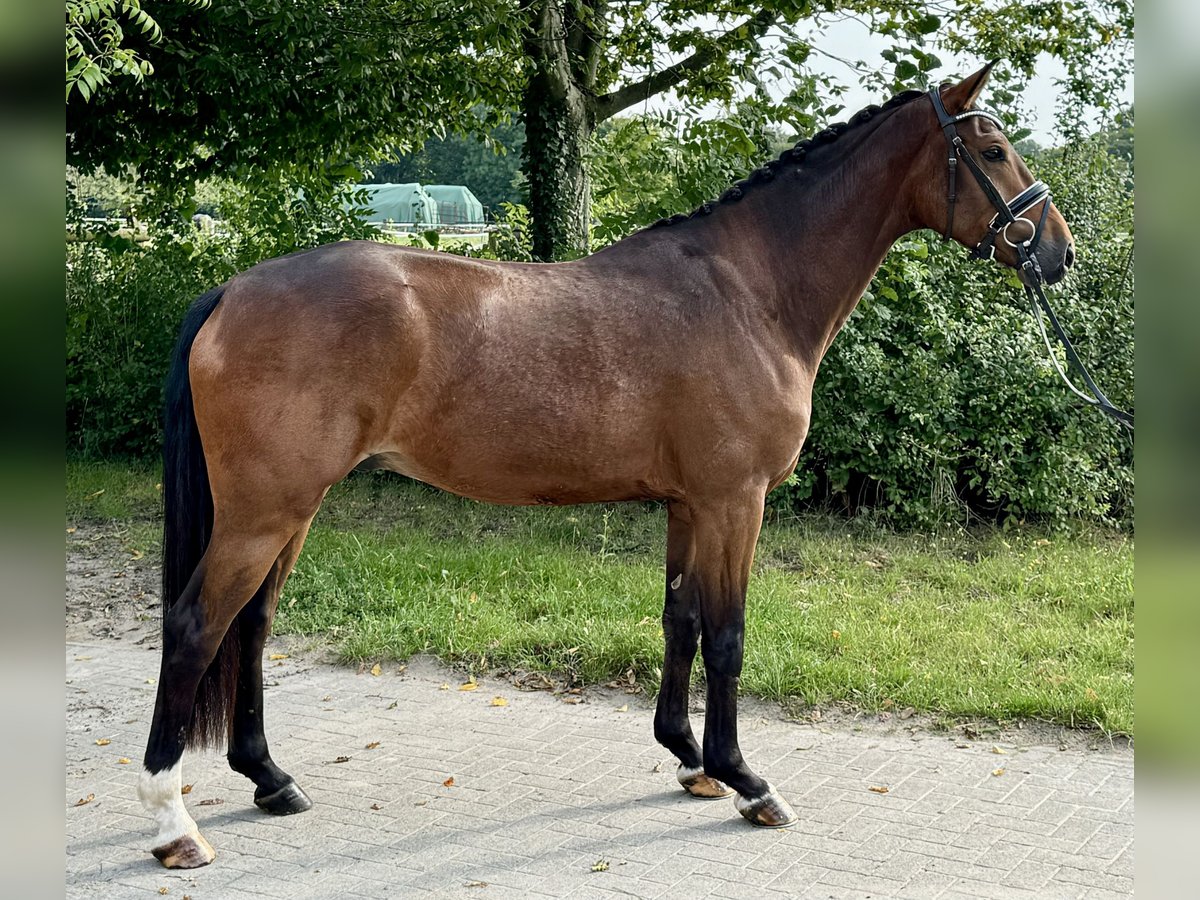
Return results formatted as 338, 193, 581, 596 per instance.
676, 764, 704, 784
138, 763, 200, 848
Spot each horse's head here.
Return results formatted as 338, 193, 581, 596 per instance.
913, 63, 1075, 285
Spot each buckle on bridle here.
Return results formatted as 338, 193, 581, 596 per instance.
972, 238, 997, 261
1019, 252, 1043, 286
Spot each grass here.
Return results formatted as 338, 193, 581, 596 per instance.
66, 458, 1134, 734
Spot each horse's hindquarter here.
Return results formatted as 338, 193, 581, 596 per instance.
189, 241, 811, 508
187, 244, 431, 510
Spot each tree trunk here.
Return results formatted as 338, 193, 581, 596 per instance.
522, 79, 592, 261
521, 2, 596, 261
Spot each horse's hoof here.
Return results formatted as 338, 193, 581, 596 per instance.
677, 764, 735, 799
152, 832, 216, 869
254, 781, 313, 816
735, 783, 799, 828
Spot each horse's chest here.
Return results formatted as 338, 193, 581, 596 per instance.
754, 396, 812, 482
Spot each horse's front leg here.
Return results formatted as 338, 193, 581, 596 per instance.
655, 501, 734, 799
691, 490, 798, 828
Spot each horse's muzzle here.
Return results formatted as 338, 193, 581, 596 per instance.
1035, 240, 1074, 286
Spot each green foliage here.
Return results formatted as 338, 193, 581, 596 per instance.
1104, 106, 1135, 169
65, 1, 1132, 260
519, 0, 1132, 256
589, 118, 677, 243
67, 0, 525, 197
590, 104, 775, 245
65, 1, 211, 102
67, 232, 232, 456
840, 0, 1133, 138
772, 136, 1134, 526
428, 203, 534, 263
220, 178, 385, 260
66, 164, 139, 218
481, 203, 534, 262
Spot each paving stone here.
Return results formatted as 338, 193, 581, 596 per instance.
892, 866, 958, 900
65, 641, 1134, 898
1107, 848, 1134, 879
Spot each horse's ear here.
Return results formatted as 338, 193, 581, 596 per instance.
940, 61, 997, 114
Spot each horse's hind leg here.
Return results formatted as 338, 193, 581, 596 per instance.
655, 501, 734, 799
227, 518, 317, 814
139, 522, 299, 868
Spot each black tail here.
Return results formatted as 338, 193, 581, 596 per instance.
161, 285, 235, 748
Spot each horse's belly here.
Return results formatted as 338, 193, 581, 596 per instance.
364, 430, 669, 507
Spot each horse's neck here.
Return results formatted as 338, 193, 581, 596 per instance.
703, 109, 927, 369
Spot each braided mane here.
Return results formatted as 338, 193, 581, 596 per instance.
646, 89, 926, 230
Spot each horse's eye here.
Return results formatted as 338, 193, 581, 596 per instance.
982, 146, 1006, 162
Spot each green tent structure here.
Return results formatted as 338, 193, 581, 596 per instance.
348, 183, 440, 226
424, 185, 485, 226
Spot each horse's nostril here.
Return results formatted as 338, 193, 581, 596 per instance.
1064, 243, 1075, 269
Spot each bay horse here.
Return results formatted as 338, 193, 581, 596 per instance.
139, 64, 1075, 867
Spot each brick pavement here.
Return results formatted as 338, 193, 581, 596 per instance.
65, 640, 1133, 899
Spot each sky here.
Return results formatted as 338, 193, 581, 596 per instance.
643, 15, 1134, 146
792, 17, 1133, 144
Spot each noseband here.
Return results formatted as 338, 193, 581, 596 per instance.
929, 87, 1052, 282
927, 86, 1133, 431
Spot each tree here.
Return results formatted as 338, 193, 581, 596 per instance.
515, 0, 1133, 259
519, 2, 799, 258
67, 1, 525, 205
589, 104, 781, 246
69, 1, 1133, 259
1103, 105, 1134, 170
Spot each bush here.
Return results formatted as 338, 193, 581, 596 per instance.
67, 234, 236, 456
66, 136, 1132, 526
772, 136, 1133, 526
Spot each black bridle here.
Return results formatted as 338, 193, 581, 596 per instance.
929, 87, 1133, 432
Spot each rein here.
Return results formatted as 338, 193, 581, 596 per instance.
928, 87, 1134, 432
